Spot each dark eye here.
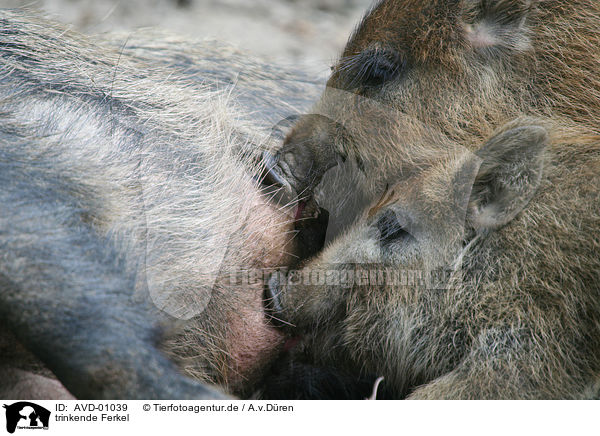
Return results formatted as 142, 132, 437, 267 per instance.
339, 48, 405, 89
377, 210, 409, 246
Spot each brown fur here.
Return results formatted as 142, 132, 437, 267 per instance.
274, 0, 600, 199
266, 0, 600, 399
271, 119, 600, 399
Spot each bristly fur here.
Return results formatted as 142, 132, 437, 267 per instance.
0, 8, 323, 399
267, 0, 600, 399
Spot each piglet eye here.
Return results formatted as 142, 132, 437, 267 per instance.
357, 49, 405, 88
377, 210, 409, 246
337, 48, 406, 90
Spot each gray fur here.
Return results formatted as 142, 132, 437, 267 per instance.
0, 8, 321, 399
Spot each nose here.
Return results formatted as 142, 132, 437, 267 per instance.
261, 150, 294, 196
263, 270, 288, 328
261, 148, 330, 262
271, 113, 348, 196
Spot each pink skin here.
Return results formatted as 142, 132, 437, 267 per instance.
221, 189, 298, 390
226, 302, 286, 388
0, 186, 299, 397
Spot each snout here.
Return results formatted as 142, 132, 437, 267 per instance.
260, 150, 330, 264
260, 147, 318, 202
262, 114, 346, 199
261, 150, 294, 198
264, 269, 289, 328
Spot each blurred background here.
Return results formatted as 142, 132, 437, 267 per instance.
4, 0, 372, 78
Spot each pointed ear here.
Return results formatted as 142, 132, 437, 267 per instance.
467, 122, 548, 233
463, 0, 534, 52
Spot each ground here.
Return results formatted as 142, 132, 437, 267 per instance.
5, 0, 371, 77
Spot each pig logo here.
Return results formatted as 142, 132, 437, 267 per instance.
3, 402, 50, 434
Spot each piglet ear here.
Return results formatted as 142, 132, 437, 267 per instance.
467, 121, 548, 233
463, 0, 534, 52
